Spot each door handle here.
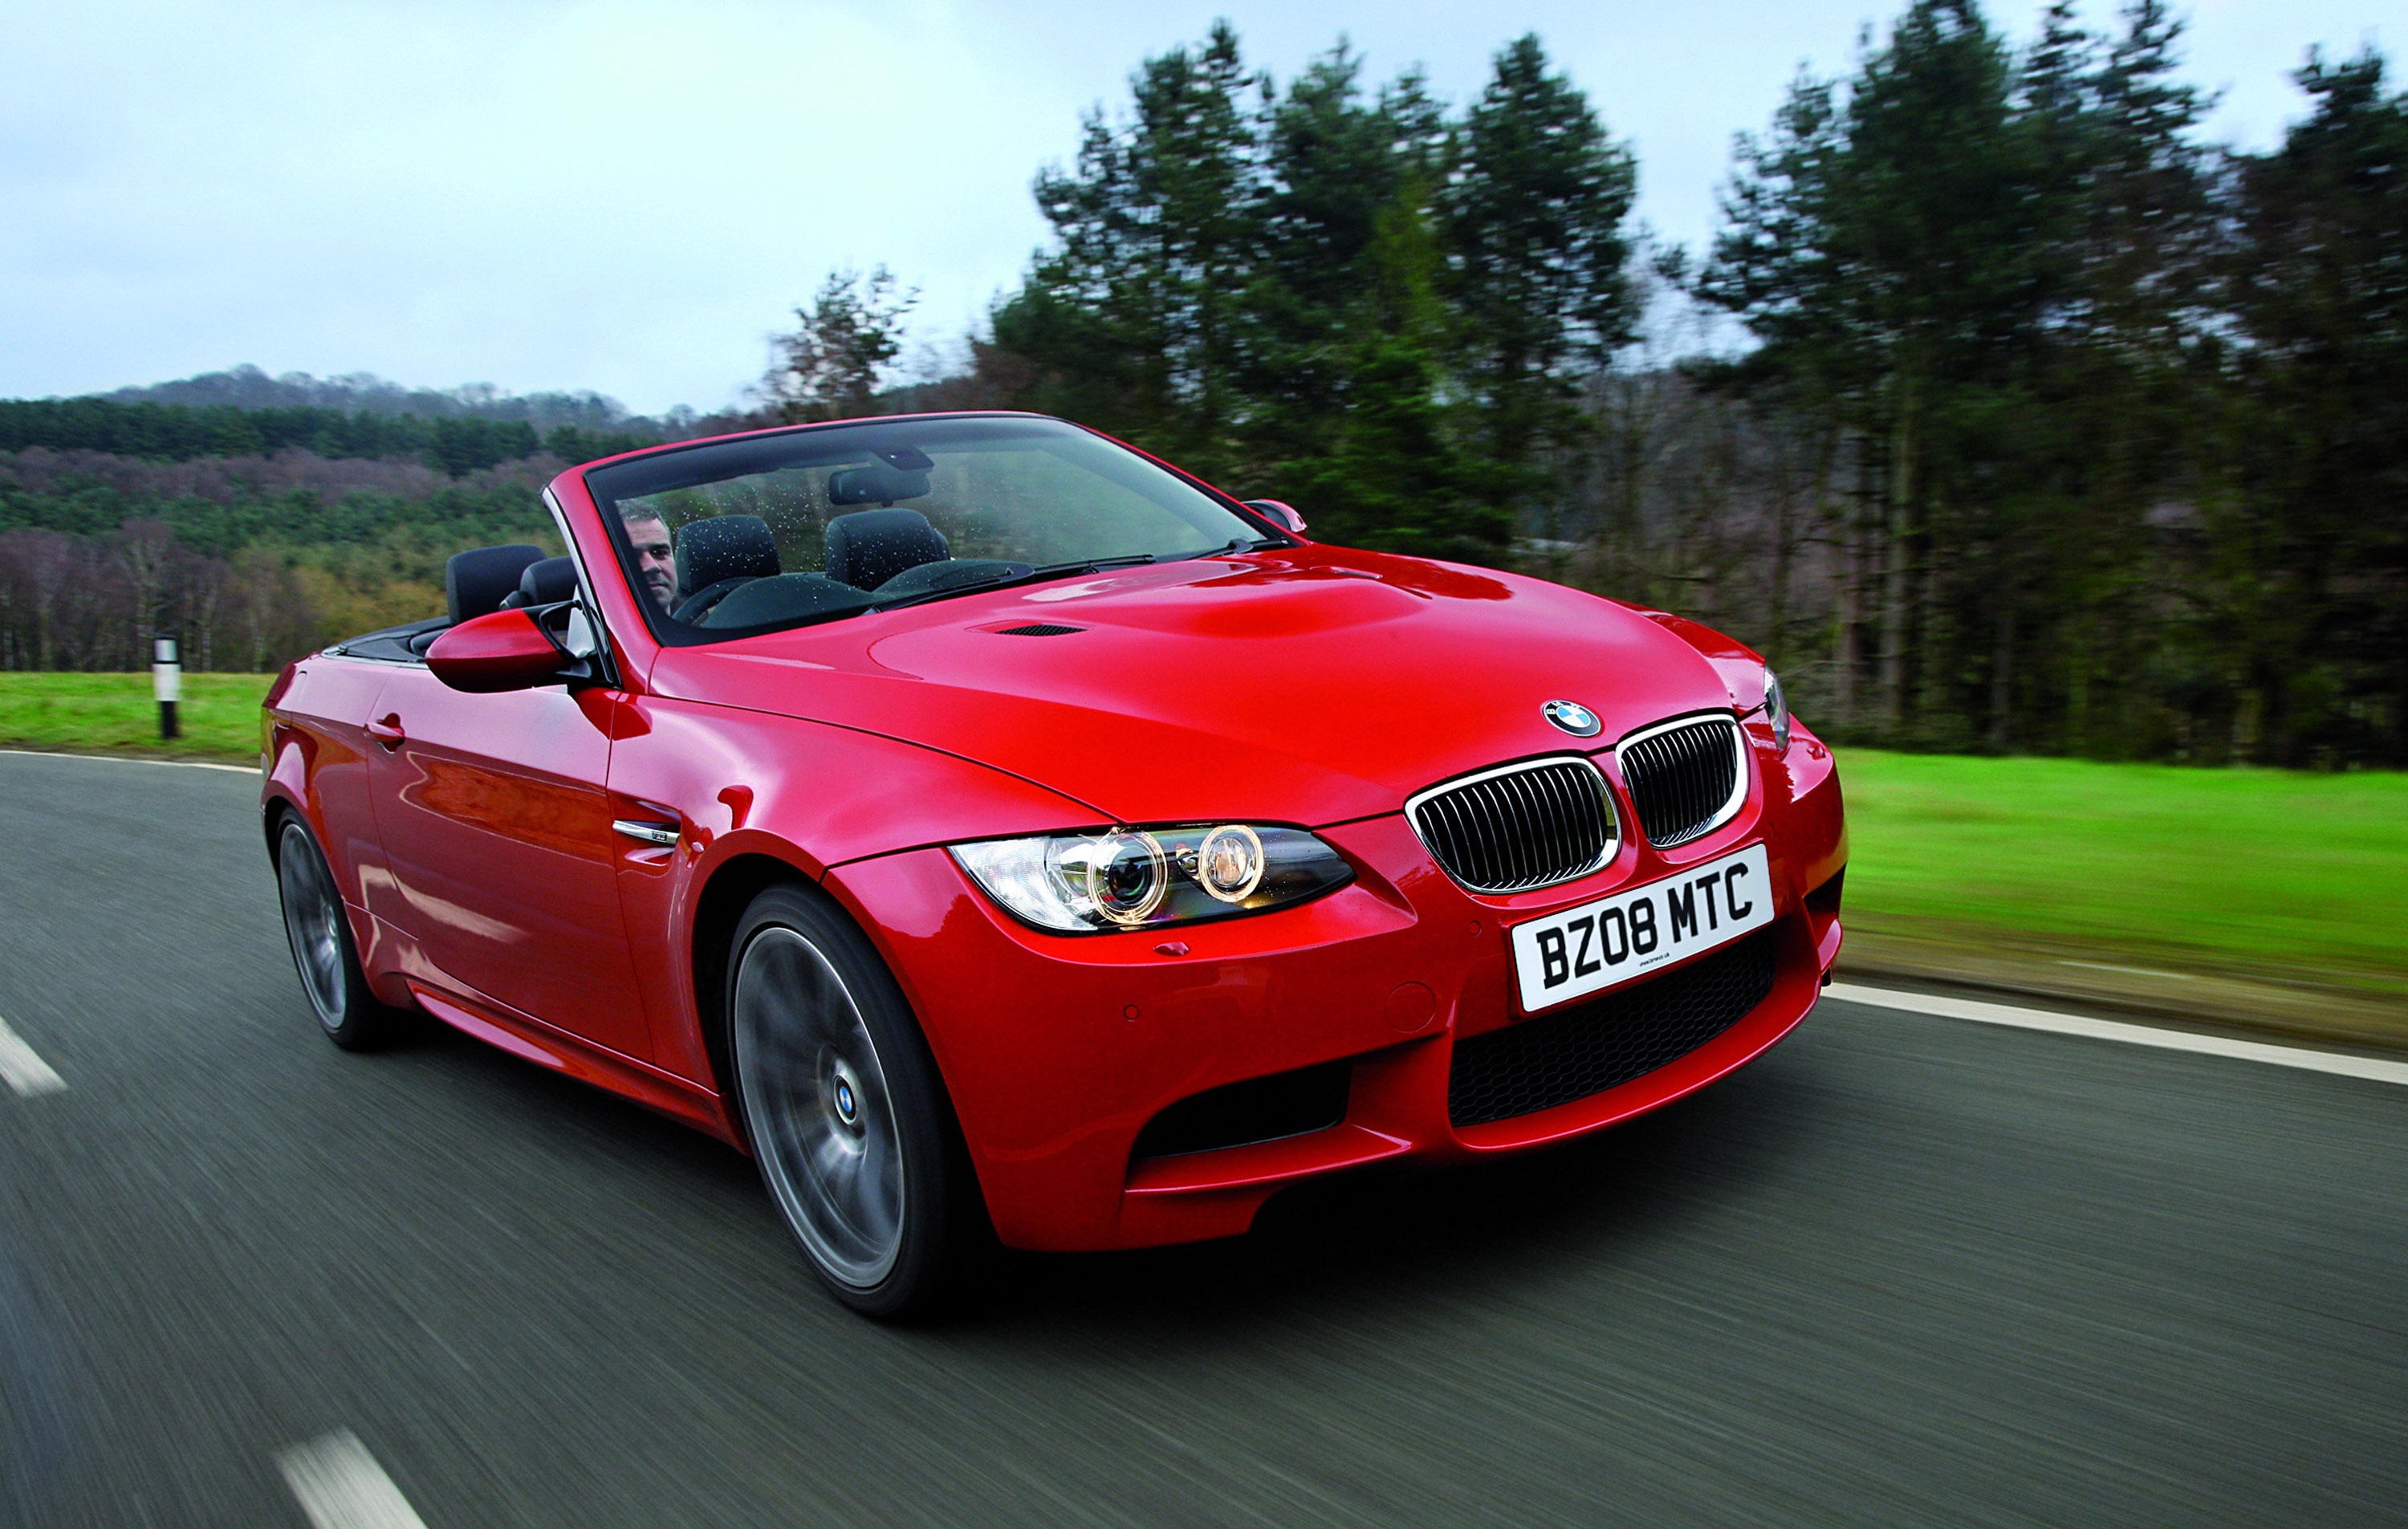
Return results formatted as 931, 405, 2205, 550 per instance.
366, 714, 405, 748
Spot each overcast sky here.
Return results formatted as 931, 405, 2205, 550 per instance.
2, 0, 2394, 417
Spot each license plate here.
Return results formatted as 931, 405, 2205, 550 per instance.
1509, 843, 1773, 1014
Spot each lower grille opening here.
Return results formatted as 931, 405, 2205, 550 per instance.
1132, 1060, 1352, 1160
1806, 868, 1845, 916
1449, 930, 1778, 1127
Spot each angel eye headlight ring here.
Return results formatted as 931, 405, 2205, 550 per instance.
1079, 830, 1168, 925
1194, 824, 1265, 903
951, 823, 1354, 934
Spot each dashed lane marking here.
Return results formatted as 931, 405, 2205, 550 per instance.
1827, 982, 2408, 1088
0, 1014, 64, 1096
276, 1431, 429, 1529
0, 747, 255, 775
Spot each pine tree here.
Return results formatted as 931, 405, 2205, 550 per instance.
1444, 36, 1639, 509
2219, 51, 2408, 764
992, 22, 1262, 474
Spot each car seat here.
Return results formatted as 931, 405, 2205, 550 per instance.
823, 509, 949, 591
673, 515, 780, 623
498, 556, 578, 609
445, 545, 547, 626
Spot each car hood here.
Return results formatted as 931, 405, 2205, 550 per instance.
645, 548, 1746, 828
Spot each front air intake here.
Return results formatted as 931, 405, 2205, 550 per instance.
1408, 757, 1619, 895
1448, 929, 1776, 1126
1617, 715, 1747, 848
1131, 1060, 1351, 1159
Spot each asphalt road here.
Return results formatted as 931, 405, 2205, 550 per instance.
2, 750, 2402, 1528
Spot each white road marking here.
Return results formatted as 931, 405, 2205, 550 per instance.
0, 747, 255, 775
1828, 982, 2408, 1088
2056, 958, 2196, 980
276, 1431, 429, 1529
0, 1014, 64, 1096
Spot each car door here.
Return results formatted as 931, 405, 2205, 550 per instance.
363, 664, 655, 1062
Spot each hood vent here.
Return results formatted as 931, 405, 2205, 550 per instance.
995, 623, 1087, 636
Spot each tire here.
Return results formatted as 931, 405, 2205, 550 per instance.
727, 883, 979, 1320
273, 815, 409, 1051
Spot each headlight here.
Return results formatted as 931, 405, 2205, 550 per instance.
1763, 664, 1792, 752
951, 823, 1353, 933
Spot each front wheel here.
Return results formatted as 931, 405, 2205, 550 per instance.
274, 815, 409, 1050
728, 884, 980, 1320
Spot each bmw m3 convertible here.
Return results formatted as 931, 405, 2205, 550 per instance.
262, 412, 1848, 1317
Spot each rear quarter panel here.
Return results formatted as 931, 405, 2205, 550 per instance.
262, 657, 399, 919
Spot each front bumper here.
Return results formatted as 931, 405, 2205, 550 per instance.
826, 734, 1846, 1252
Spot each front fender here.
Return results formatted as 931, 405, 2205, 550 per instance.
605, 695, 1103, 1093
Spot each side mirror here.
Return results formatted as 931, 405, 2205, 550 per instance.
1245, 499, 1308, 536
427, 608, 568, 693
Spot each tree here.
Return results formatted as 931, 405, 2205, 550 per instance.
986, 26, 1629, 558
1444, 36, 1639, 500
2216, 49, 2408, 764
763, 266, 920, 424
992, 22, 1262, 471
1701, 1, 2076, 741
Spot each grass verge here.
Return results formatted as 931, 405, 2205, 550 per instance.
1835, 749, 2408, 1043
0, 671, 271, 762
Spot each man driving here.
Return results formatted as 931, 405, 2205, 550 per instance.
623, 508, 677, 616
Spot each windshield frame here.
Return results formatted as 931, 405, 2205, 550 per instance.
580, 413, 1295, 649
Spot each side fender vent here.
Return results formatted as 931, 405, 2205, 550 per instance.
996, 623, 1087, 636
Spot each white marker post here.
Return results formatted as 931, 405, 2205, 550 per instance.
153, 635, 181, 740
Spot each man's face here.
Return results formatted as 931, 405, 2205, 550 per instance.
625, 516, 675, 615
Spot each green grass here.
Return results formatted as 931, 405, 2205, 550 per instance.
1837, 749, 2408, 997
0, 672, 272, 761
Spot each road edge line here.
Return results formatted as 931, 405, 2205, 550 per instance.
0, 747, 255, 775
276, 1430, 429, 1529
0, 1014, 65, 1096
1826, 982, 2408, 1088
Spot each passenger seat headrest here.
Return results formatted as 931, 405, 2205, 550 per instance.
824, 509, 950, 591
674, 514, 780, 596
498, 555, 579, 608
445, 544, 546, 626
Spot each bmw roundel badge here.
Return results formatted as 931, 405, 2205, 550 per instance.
1542, 699, 1601, 738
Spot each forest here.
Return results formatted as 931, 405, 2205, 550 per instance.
2, 0, 2402, 768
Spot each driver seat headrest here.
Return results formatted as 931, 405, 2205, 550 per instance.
824, 509, 949, 591
445, 544, 546, 625
675, 514, 780, 596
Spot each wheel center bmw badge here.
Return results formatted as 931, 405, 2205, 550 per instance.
1542, 699, 1601, 737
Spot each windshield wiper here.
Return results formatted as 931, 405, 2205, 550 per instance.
867, 553, 1161, 612
1187, 536, 1274, 559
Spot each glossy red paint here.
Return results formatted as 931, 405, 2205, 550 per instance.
425, 608, 564, 692
263, 412, 1849, 1254
645, 549, 1736, 828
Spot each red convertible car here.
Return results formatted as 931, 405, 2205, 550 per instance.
262, 413, 1847, 1317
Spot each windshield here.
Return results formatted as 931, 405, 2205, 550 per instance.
582, 415, 1278, 643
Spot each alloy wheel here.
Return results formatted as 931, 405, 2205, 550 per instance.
732, 925, 907, 1290
278, 821, 348, 1031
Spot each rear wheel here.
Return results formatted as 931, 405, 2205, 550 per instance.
274, 816, 407, 1051
728, 884, 978, 1320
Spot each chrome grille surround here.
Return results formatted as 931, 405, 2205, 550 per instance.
1405, 756, 1620, 895
1616, 713, 1749, 848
